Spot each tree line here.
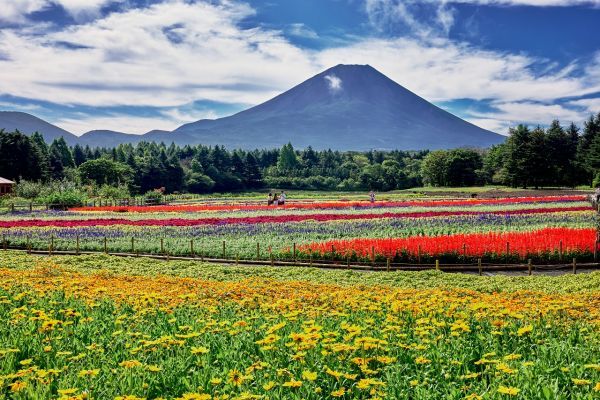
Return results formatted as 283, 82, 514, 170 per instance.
0, 112, 598, 199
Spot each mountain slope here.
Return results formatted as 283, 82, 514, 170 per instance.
173, 64, 504, 150
1, 65, 506, 150
0, 111, 78, 144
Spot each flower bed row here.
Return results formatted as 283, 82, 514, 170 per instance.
68, 195, 586, 213
297, 227, 599, 263
0, 205, 591, 228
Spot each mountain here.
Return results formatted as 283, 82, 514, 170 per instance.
0, 65, 505, 150
0, 111, 78, 145
172, 64, 504, 150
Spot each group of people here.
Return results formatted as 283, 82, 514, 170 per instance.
267, 190, 376, 206
268, 191, 287, 206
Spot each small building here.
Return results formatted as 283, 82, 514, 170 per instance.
0, 177, 15, 196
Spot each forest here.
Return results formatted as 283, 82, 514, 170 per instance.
0, 113, 599, 204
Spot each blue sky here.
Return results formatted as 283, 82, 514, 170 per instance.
0, 0, 599, 135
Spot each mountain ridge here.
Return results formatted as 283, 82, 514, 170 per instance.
0, 64, 505, 150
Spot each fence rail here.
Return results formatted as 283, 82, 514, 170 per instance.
2, 243, 598, 275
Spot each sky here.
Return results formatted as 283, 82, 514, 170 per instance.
0, 0, 599, 136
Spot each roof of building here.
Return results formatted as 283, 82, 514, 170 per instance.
0, 177, 15, 184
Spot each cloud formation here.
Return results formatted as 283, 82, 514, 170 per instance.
324, 74, 343, 93
0, 0, 599, 135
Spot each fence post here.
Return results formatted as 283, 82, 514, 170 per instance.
528, 259, 532, 276
417, 244, 421, 264
76, 235, 80, 255
29, 202, 33, 212
293, 243, 297, 263
27, 235, 31, 254
270, 252, 274, 267
49, 236, 54, 255
222, 241, 226, 259
435, 259, 440, 271
331, 244, 335, 261
160, 238, 164, 254
478, 258, 482, 276
236, 254, 239, 266
347, 256, 350, 268
462, 243, 467, 259
371, 246, 375, 266
190, 239, 194, 257
506, 241, 510, 262
386, 257, 390, 272
309, 251, 313, 267
2, 235, 6, 251
572, 258, 577, 274
104, 237, 108, 254
131, 237, 134, 254
256, 242, 260, 260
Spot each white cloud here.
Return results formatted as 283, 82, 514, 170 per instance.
449, 0, 600, 5
316, 38, 600, 103
0, 0, 118, 22
56, 114, 179, 135
288, 23, 319, 39
0, 0, 48, 22
324, 74, 343, 92
0, 0, 316, 108
1, 0, 599, 134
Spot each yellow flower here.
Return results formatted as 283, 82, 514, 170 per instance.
331, 388, 345, 397
119, 360, 142, 369
175, 394, 211, 400
415, 356, 431, 364
58, 389, 79, 395
282, 379, 302, 388
19, 358, 33, 366
593, 382, 600, 392
517, 325, 533, 336
571, 378, 591, 386
497, 386, 520, 396
10, 381, 27, 392
464, 394, 482, 400
410, 380, 419, 387
191, 346, 209, 355
262, 381, 276, 391
210, 378, 222, 385
147, 365, 162, 372
78, 369, 100, 378
114, 396, 146, 400
228, 369, 246, 386
302, 370, 317, 381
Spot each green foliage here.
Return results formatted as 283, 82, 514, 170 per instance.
79, 158, 133, 186
143, 189, 164, 204
14, 180, 45, 199
97, 184, 131, 200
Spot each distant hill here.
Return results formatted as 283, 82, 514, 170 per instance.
0, 111, 78, 145
0, 65, 505, 150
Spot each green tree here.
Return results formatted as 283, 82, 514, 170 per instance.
420, 150, 449, 186
277, 143, 299, 173
0, 130, 44, 181
445, 149, 483, 187
79, 158, 133, 186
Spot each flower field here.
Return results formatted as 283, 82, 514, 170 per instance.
0, 252, 598, 399
0, 194, 598, 264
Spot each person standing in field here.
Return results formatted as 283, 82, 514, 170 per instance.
268, 192, 273, 206
272, 193, 279, 207
279, 191, 287, 205
369, 190, 376, 203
